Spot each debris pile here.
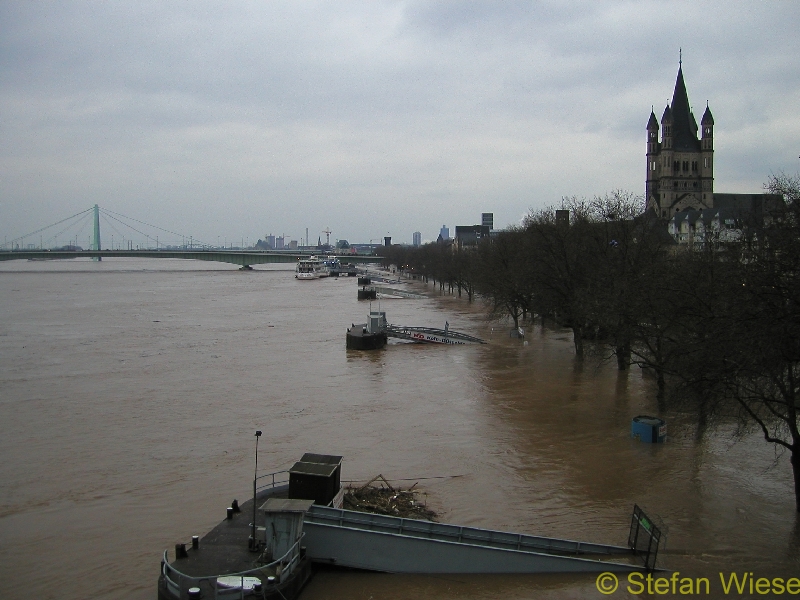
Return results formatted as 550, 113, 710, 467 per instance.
343, 475, 438, 522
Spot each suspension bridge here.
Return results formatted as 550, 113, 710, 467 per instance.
0, 205, 381, 269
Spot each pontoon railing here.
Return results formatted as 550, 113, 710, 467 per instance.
255, 469, 290, 496
161, 532, 306, 599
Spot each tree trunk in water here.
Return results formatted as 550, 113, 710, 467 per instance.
693, 405, 709, 440
615, 343, 630, 371
655, 368, 666, 407
792, 447, 800, 512
573, 326, 584, 357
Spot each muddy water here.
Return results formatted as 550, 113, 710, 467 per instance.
0, 259, 797, 600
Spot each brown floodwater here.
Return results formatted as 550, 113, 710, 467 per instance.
0, 258, 798, 600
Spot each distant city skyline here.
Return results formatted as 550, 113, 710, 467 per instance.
2, 2, 798, 246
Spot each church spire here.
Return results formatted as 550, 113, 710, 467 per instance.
669, 62, 700, 152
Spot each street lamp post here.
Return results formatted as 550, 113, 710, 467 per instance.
250, 430, 262, 550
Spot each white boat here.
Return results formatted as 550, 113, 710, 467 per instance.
295, 256, 325, 279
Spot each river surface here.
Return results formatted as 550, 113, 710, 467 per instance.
0, 258, 798, 599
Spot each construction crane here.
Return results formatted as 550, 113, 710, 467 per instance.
322, 228, 332, 246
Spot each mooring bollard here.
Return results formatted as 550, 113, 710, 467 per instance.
192, 535, 199, 549
188, 587, 201, 599
226, 507, 233, 520
175, 543, 188, 559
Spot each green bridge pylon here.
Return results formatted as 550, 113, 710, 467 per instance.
92, 204, 101, 261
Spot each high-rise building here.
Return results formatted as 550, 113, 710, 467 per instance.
481, 213, 494, 230
646, 61, 714, 218
412, 231, 422, 247
439, 225, 449, 240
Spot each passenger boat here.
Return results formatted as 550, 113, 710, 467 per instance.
295, 257, 325, 279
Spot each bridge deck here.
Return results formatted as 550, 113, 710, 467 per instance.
0, 250, 381, 267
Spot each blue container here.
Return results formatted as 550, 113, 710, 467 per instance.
631, 415, 666, 443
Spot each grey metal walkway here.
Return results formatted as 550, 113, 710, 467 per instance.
303, 506, 642, 574
385, 324, 486, 345
369, 285, 427, 299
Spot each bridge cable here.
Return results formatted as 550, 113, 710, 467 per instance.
99, 214, 130, 248
100, 207, 208, 247
7, 207, 93, 245
44, 211, 93, 248
101, 211, 161, 247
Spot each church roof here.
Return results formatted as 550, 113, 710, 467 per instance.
669, 66, 701, 152
661, 104, 672, 123
647, 111, 659, 130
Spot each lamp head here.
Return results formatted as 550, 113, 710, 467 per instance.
255, 430, 262, 437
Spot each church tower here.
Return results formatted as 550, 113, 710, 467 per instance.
646, 60, 713, 218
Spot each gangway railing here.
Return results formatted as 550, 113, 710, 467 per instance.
302, 505, 643, 574
628, 504, 662, 571
307, 506, 630, 557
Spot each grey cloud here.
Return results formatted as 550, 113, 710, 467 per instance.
1, 1, 799, 245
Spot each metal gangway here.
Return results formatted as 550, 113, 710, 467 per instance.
385, 323, 486, 345
302, 505, 643, 574
369, 285, 426, 299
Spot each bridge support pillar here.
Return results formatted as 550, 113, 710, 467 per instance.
92, 204, 102, 261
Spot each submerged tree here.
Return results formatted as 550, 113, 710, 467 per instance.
672, 173, 800, 510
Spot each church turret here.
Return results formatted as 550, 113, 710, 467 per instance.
701, 104, 714, 149
646, 110, 660, 206
661, 104, 673, 150
700, 103, 714, 200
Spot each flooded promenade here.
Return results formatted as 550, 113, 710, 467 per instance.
0, 258, 797, 599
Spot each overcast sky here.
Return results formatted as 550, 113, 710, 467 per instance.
2, 1, 799, 247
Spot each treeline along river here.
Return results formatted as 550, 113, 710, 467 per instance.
0, 258, 798, 599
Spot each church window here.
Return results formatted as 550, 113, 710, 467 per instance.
691, 161, 698, 172
650, 161, 656, 171
704, 157, 711, 168
682, 161, 689, 172
674, 161, 680, 172
704, 127, 711, 136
